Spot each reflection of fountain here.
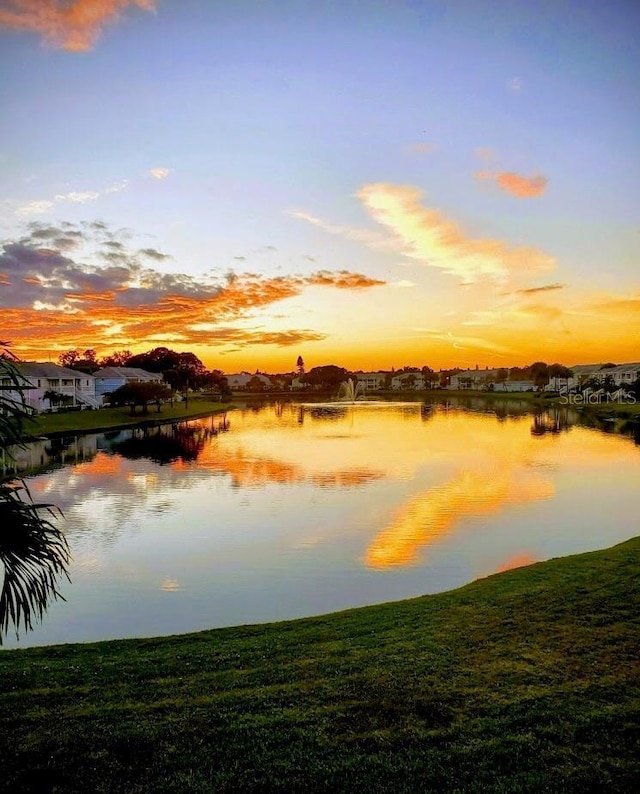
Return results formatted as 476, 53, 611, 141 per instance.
336, 378, 366, 402
531, 409, 572, 436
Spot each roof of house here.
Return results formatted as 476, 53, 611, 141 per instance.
15, 362, 94, 379
226, 372, 272, 385
93, 367, 162, 380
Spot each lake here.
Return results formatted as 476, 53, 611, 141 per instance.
2, 400, 639, 648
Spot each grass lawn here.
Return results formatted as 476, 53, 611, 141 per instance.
1, 537, 638, 792
24, 397, 233, 438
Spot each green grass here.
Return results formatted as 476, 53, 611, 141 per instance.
1, 538, 638, 792
24, 397, 233, 438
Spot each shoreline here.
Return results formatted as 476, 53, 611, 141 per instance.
21, 389, 639, 441
1, 536, 637, 790
22, 399, 234, 441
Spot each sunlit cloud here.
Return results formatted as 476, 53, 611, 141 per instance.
55, 190, 100, 203
392, 280, 416, 288
495, 172, 548, 198
149, 167, 169, 180
357, 183, 554, 283
286, 209, 396, 251
0, 220, 384, 358
16, 200, 54, 216
413, 328, 513, 356
13, 179, 130, 218
0, 0, 156, 52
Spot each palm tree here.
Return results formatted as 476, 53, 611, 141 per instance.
0, 347, 70, 643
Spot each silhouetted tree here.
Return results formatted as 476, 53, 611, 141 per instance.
99, 349, 132, 367
108, 382, 172, 414
302, 365, 348, 389
530, 362, 550, 393
58, 349, 100, 374
0, 344, 70, 643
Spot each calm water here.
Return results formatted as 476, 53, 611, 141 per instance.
2, 402, 639, 648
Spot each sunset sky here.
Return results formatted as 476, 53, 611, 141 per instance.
1, 0, 638, 372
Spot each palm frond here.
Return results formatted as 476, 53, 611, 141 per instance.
0, 482, 70, 642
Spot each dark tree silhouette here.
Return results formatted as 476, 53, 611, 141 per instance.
0, 345, 70, 643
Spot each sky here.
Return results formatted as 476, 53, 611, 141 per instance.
0, 0, 638, 373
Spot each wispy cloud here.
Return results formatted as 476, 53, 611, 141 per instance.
15, 179, 129, 217
287, 209, 396, 251
515, 282, 565, 295
412, 328, 513, 355
0, 0, 156, 52
55, 190, 100, 203
15, 200, 54, 216
149, 167, 169, 180
357, 183, 554, 283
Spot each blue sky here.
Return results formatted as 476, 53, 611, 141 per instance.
1, 0, 638, 370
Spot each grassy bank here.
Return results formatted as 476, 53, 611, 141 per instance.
24, 397, 233, 438
1, 538, 638, 792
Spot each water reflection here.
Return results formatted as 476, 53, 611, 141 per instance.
110, 416, 229, 464
531, 409, 572, 436
366, 469, 554, 569
3, 402, 639, 647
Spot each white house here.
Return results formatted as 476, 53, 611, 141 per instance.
567, 362, 640, 392
5, 362, 99, 412
225, 372, 272, 391
391, 372, 425, 390
354, 372, 387, 390
93, 367, 164, 401
449, 368, 501, 390
493, 380, 536, 392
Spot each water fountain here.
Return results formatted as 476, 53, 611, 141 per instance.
336, 377, 367, 402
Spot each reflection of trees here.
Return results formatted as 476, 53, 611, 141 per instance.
110, 418, 229, 465
620, 420, 640, 447
0, 348, 70, 644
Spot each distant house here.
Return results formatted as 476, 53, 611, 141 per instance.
354, 372, 387, 390
93, 367, 164, 401
493, 380, 536, 393
391, 373, 425, 390
567, 362, 640, 392
449, 368, 501, 390
5, 362, 99, 412
226, 372, 272, 391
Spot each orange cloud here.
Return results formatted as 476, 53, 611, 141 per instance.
0, 224, 384, 358
495, 172, 548, 198
0, 0, 155, 51
357, 183, 554, 283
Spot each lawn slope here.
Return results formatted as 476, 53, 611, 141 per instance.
1, 538, 638, 792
